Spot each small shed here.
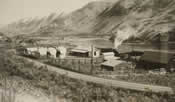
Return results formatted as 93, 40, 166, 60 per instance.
101, 60, 125, 71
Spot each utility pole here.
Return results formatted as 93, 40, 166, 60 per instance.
90, 45, 94, 74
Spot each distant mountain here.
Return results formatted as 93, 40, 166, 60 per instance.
0, 12, 66, 37
0, 1, 115, 37
1, 0, 175, 44
0, 32, 11, 42
103, 0, 175, 43
64, 1, 114, 34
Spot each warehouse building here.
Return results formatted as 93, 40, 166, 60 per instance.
138, 51, 175, 70
70, 49, 89, 57
70, 46, 100, 58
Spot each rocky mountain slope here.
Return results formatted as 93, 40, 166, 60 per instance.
1, 0, 175, 44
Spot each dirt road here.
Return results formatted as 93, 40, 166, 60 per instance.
20, 56, 174, 94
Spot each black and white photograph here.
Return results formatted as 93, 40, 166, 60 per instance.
0, 0, 175, 102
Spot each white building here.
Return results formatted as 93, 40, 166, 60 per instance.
24, 46, 67, 59
56, 46, 67, 59
38, 47, 48, 56
47, 47, 57, 58
26, 47, 38, 55
102, 52, 119, 61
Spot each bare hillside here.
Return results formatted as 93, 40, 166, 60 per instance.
1, 0, 175, 43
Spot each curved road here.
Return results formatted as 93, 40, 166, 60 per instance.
19, 56, 174, 94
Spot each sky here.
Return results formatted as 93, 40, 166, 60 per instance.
0, 0, 97, 25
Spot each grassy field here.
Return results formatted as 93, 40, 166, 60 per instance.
4, 35, 175, 101
0, 42, 175, 102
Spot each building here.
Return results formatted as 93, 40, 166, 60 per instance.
102, 52, 120, 61
38, 47, 48, 56
56, 46, 67, 59
137, 32, 175, 70
90, 47, 101, 58
70, 49, 89, 57
70, 46, 100, 58
97, 47, 114, 53
19, 47, 40, 58
47, 47, 57, 58
25, 47, 38, 55
139, 51, 175, 69
90, 39, 117, 55
94, 43, 120, 60
117, 44, 133, 54
16, 46, 27, 55
101, 60, 126, 71
21, 46, 67, 59
47, 47, 67, 59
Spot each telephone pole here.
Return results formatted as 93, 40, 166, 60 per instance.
90, 45, 94, 74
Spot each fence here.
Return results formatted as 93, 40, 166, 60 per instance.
47, 57, 103, 75
0, 75, 16, 102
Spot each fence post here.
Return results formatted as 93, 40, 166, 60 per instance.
1, 92, 4, 102
4, 76, 6, 102
59, 58, 61, 65
79, 88, 81, 102
53, 59, 55, 65
78, 60, 81, 72
85, 59, 87, 64
72, 59, 74, 70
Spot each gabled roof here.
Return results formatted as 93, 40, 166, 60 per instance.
102, 52, 114, 56
101, 60, 125, 67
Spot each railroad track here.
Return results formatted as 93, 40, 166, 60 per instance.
18, 56, 174, 94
